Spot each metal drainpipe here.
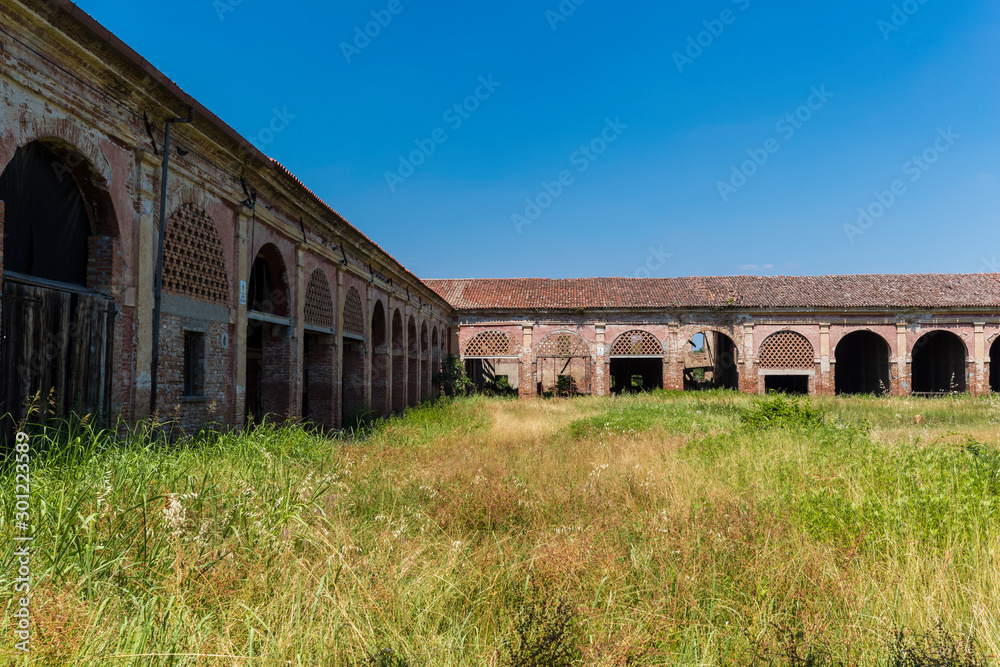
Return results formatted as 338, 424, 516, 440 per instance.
150, 107, 195, 414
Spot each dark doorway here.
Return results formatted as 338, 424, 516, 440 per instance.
391, 309, 405, 412
912, 331, 966, 394
245, 245, 291, 422
609, 358, 663, 394
835, 331, 890, 395
371, 302, 389, 416
765, 375, 809, 395
684, 331, 738, 391
0, 142, 117, 436
341, 340, 365, 427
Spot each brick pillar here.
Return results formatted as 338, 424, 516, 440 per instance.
740, 323, 757, 394
894, 321, 909, 396
235, 211, 251, 425
972, 322, 986, 395
366, 285, 374, 408
335, 268, 345, 427
292, 247, 306, 418
664, 323, 684, 391
519, 322, 536, 398
817, 323, 834, 396
594, 323, 607, 396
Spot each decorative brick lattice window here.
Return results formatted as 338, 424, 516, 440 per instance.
343, 286, 365, 337
304, 270, 334, 329
421, 323, 429, 352
609, 330, 663, 356
759, 331, 814, 368
432, 328, 439, 359
464, 330, 516, 357
164, 204, 228, 304
537, 332, 590, 358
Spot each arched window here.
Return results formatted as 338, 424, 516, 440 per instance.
304, 270, 334, 330
343, 286, 365, 338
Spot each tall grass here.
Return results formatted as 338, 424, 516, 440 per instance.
1, 393, 998, 665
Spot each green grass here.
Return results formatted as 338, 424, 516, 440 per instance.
1, 393, 999, 665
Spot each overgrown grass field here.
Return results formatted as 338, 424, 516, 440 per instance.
2, 392, 1000, 665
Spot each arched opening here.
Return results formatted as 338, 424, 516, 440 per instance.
683, 330, 738, 391
407, 316, 419, 406
835, 331, 890, 395
245, 244, 291, 422
0, 141, 118, 433
341, 286, 366, 425
608, 331, 663, 394
758, 330, 814, 395
536, 331, 591, 397
302, 269, 335, 427
463, 330, 519, 394
420, 321, 430, 401
991, 337, 1000, 393
391, 309, 405, 412
912, 331, 966, 395
371, 301, 389, 416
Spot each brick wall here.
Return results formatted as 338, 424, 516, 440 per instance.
156, 314, 229, 433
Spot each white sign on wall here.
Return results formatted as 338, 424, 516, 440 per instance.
239, 280, 247, 305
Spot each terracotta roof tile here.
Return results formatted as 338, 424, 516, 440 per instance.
424, 274, 1000, 310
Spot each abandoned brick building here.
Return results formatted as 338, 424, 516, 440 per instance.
2, 0, 1000, 435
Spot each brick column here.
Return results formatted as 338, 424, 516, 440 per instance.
664, 322, 684, 391
519, 322, 536, 398
895, 321, 909, 396
335, 268, 345, 428
740, 323, 757, 394
234, 211, 250, 425
594, 323, 607, 396
974, 322, 986, 395
817, 322, 834, 396
134, 151, 160, 419
292, 246, 306, 418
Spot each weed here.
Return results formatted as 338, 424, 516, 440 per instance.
740, 394, 825, 430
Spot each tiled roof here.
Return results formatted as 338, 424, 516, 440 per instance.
424, 275, 1000, 310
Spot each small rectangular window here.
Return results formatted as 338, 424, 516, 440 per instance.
183, 332, 205, 397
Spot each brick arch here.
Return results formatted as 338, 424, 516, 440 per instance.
408, 315, 418, 354
343, 286, 365, 338
758, 330, 814, 369
536, 330, 591, 358
420, 321, 429, 353
431, 326, 439, 359
392, 309, 404, 351
163, 204, 229, 305
371, 299, 387, 347
464, 330, 517, 357
248, 242, 290, 317
304, 269, 334, 329
609, 330, 663, 357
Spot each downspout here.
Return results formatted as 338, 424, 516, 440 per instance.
150, 107, 195, 414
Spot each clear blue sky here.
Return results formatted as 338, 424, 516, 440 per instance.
77, 0, 1000, 279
